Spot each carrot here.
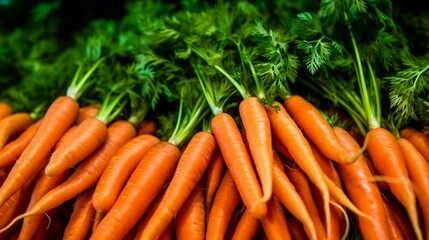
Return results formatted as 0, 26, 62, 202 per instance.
231, 208, 260, 240
76, 105, 99, 125
272, 152, 317, 240
90, 141, 181, 240
0, 103, 12, 121
137, 119, 158, 135
63, 188, 96, 240
398, 137, 429, 237
261, 196, 292, 240
211, 112, 266, 219
333, 126, 391, 240
92, 134, 160, 214
366, 127, 422, 240
205, 170, 241, 240
0, 96, 79, 208
382, 198, 406, 240
0, 120, 42, 169
399, 127, 429, 163
265, 101, 331, 240
287, 217, 310, 240
0, 113, 33, 150
284, 95, 355, 164
174, 181, 206, 240
272, 134, 292, 160
204, 148, 225, 215
239, 97, 273, 203
0, 120, 136, 234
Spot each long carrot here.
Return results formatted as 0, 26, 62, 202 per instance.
0, 113, 33, 150
0, 103, 12, 121
399, 127, 429, 163
211, 112, 266, 219
333, 126, 391, 240
0, 96, 79, 208
261, 196, 292, 240
0, 120, 136, 234
231, 208, 260, 240
398, 137, 429, 237
204, 148, 225, 216
366, 127, 422, 240
90, 141, 181, 240
138, 131, 216, 239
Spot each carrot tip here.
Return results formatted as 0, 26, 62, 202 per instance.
248, 200, 267, 219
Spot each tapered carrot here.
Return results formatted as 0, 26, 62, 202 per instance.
400, 127, 429, 163
261, 196, 292, 240
366, 127, 422, 240
0, 113, 33, 150
211, 112, 266, 219
63, 188, 96, 240
231, 208, 260, 240
0, 120, 135, 234
92, 134, 160, 214
175, 181, 206, 240
0, 120, 42, 169
137, 119, 158, 135
239, 97, 273, 203
90, 141, 181, 240
333, 126, 391, 240
0, 103, 12, 121
284, 95, 355, 164
206, 170, 241, 240
204, 148, 225, 215
0, 96, 79, 208
398, 137, 429, 237
265, 101, 331, 240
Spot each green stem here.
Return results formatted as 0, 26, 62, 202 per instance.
214, 65, 250, 99
66, 57, 105, 100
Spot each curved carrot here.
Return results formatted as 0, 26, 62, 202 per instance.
139, 131, 216, 239
90, 141, 181, 240
204, 148, 224, 215
137, 119, 158, 135
284, 95, 354, 164
63, 188, 95, 240
0, 96, 79, 208
206, 170, 241, 240
174, 181, 205, 240
261, 196, 292, 240
92, 134, 160, 214
0, 120, 42, 169
0, 113, 33, 150
0, 103, 12, 121
366, 127, 422, 240
239, 97, 273, 203
211, 112, 266, 219
399, 127, 429, 163
0, 120, 135, 234
398, 137, 429, 236
265, 101, 330, 240
333, 126, 391, 240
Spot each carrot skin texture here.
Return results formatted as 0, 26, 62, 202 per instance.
90, 141, 181, 240
211, 113, 266, 219
92, 134, 160, 213
0, 120, 42, 169
0, 103, 12, 121
46, 117, 108, 177
76, 105, 99, 125
398, 138, 429, 237
63, 188, 95, 240
0, 113, 33, 150
366, 128, 422, 240
139, 131, 216, 239
206, 170, 241, 240
0, 96, 79, 207
239, 97, 273, 203
261, 196, 292, 240
333, 127, 391, 240
204, 148, 224, 215
400, 128, 429, 163
231, 208, 260, 240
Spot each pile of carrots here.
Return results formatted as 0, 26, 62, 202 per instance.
0, 90, 428, 240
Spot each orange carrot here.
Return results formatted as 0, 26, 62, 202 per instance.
92, 134, 160, 214
0, 113, 33, 150
63, 188, 96, 240
265, 101, 331, 240
204, 148, 225, 215
333, 126, 391, 240
0, 103, 12, 121
175, 181, 206, 240
382, 198, 406, 240
239, 97, 273, 203
261, 196, 292, 240
366, 127, 422, 240
0, 96, 79, 207
231, 208, 260, 240
205, 170, 241, 240
284, 95, 354, 164
90, 141, 181, 240
211, 112, 266, 219
287, 217, 310, 240
0, 120, 42, 169
137, 119, 158, 136
400, 128, 429, 163
398, 137, 429, 237
76, 105, 100, 125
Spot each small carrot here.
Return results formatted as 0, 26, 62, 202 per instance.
205, 170, 241, 240
0, 103, 12, 121
204, 148, 225, 215
231, 208, 260, 240
284, 95, 355, 164
211, 112, 266, 219
399, 127, 429, 163
261, 196, 292, 240
63, 188, 96, 240
366, 127, 422, 240
0, 120, 42, 169
137, 119, 158, 135
0, 113, 33, 150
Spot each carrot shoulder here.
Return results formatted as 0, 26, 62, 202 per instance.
0, 113, 33, 150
